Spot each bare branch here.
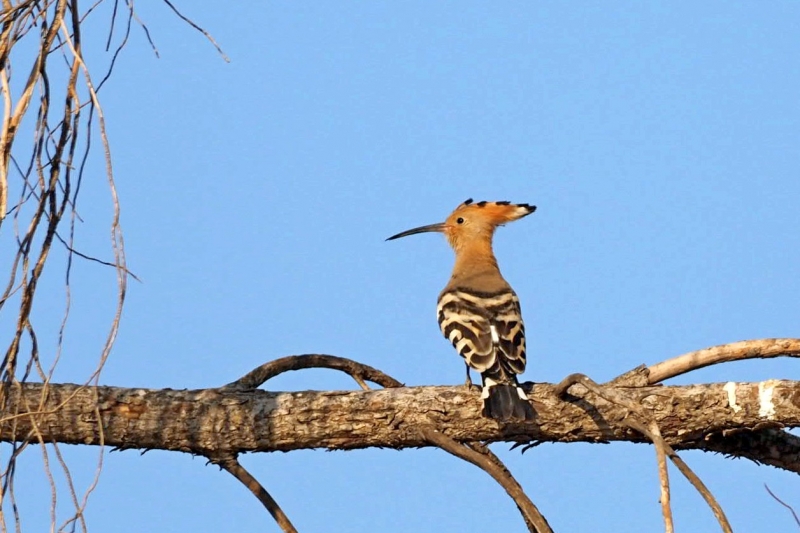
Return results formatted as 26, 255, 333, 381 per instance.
127, 2, 161, 59
649, 420, 674, 533
765, 484, 800, 528
160, 0, 229, 62
555, 372, 643, 412
224, 354, 403, 391
53, 229, 141, 281
214, 455, 298, 533
558, 373, 732, 533
625, 419, 732, 533
647, 338, 800, 384
419, 427, 552, 533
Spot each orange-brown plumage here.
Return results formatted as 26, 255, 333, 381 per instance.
388, 199, 536, 422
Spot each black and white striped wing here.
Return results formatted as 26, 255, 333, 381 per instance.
437, 288, 527, 377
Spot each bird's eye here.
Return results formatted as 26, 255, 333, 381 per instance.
456, 217, 464, 224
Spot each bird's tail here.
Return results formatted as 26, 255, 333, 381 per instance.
481, 380, 534, 422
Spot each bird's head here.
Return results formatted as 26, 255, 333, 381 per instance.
387, 199, 536, 251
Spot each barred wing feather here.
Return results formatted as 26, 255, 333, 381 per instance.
437, 288, 527, 379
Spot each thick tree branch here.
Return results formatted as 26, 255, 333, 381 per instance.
5, 341, 799, 532
3, 380, 799, 470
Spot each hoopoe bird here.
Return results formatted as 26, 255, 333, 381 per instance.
387, 199, 536, 422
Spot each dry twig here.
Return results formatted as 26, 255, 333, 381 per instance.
225, 356, 554, 532
161, 0, 230, 61
223, 354, 403, 391
648, 419, 673, 533
624, 419, 732, 533
222, 354, 552, 533
557, 373, 732, 533
225, 356, 553, 532
765, 484, 800, 528
419, 427, 552, 533
215, 455, 298, 533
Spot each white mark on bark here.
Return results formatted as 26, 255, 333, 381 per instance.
758, 380, 777, 419
723, 382, 741, 413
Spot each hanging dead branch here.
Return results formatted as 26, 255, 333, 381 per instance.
0, 1, 224, 531
0, 0, 126, 529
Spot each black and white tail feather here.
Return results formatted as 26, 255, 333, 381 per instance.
437, 287, 534, 422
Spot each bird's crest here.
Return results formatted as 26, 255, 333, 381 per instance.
448, 198, 536, 228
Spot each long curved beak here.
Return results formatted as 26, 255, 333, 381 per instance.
386, 222, 446, 241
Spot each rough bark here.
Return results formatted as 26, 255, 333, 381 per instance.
3, 379, 799, 465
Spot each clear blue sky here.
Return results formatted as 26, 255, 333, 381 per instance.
17, 2, 800, 531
